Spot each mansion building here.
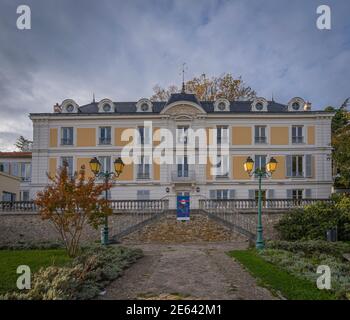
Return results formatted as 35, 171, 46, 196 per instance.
29, 92, 334, 209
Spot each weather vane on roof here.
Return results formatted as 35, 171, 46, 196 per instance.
180, 62, 188, 93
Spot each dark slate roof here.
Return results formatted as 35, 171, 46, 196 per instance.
77, 93, 288, 114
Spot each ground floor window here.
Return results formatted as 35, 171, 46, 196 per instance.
137, 190, 150, 200
20, 190, 30, 201
292, 189, 303, 200
2, 191, 16, 202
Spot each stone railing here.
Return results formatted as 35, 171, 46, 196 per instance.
199, 198, 333, 211
0, 199, 169, 214
0, 201, 37, 212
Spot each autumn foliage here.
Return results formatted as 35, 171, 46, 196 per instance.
35, 164, 112, 257
151, 73, 256, 101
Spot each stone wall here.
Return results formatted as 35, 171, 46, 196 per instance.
0, 212, 157, 245
0, 211, 286, 245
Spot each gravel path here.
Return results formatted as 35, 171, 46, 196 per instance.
101, 242, 276, 300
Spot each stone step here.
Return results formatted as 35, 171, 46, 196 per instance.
121, 213, 249, 244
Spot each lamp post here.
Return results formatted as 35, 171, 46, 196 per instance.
243, 156, 278, 250
89, 157, 125, 245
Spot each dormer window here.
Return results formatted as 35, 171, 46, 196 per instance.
66, 104, 74, 113
98, 99, 114, 113
103, 103, 111, 112
218, 102, 226, 111
251, 98, 268, 112
255, 102, 264, 111
136, 98, 153, 112
288, 97, 305, 112
141, 103, 149, 111
292, 102, 300, 111
61, 99, 79, 113
214, 98, 230, 112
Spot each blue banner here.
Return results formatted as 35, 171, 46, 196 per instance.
176, 195, 190, 221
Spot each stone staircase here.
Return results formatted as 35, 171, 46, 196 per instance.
121, 212, 248, 244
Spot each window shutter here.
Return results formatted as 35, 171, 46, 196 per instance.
267, 189, 274, 199
305, 155, 312, 177
248, 190, 255, 199
286, 189, 293, 199
286, 155, 292, 177
209, 190, 216, 199
229, 190, 235, 199
304, 189, 312, 199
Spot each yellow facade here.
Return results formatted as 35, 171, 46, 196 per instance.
153, 127, 161, 146
270, 127, 289, 145
115, 128, 132, 146
206, 157, 213, 180
118, 158, 134, 181
49, 128, 58, 147
76, 128, 96, 147
232, 156, 250, 179
0, 172, 20, 200
232, 127, 252, 145
271, 156, 286, 180
48, 158, 57, 179
76, 158, 94, 179
206, 127, 214, 145
308, 126, 315, 145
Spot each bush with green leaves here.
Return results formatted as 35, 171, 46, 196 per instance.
275, 195, 350, 241
261, 241, 350, 299
1, 244, 143, 300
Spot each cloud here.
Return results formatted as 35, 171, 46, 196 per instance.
0, 0, 349, 150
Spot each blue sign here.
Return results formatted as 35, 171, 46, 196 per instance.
177, 195, 190, 221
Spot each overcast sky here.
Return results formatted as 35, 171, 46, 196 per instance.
0, 0, 349, 151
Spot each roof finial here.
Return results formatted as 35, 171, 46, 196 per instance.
181, 62, 187, 93
271, 92, 275, 102
93, 93, 95, 103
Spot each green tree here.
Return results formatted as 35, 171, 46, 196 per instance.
327, 104, 350, 188
15, 135, 32, 151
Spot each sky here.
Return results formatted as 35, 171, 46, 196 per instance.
0, 0, 349, 151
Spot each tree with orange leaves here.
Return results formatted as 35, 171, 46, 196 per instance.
35, 163, 112, 257
151, 73, 256, 101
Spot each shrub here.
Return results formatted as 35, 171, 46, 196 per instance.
1, 244, 143, 300
0, 241, 65, 251
275, 195, 350, 241
267, 240, 350, 259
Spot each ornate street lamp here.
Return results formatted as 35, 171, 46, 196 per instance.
244, 156, 278, 250
89, 156, 124, 245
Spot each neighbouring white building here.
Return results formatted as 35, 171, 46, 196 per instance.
29, 90, 334, 209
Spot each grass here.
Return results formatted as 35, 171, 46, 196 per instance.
228, 250, 337, 300
0, 249, 71, 294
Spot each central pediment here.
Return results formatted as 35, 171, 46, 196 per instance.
160, 92, 206, 116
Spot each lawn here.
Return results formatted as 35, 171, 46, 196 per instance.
0, 249, 71, 294
228, 250, 337, 300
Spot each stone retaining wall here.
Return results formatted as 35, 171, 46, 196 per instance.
0, 211, 286, 245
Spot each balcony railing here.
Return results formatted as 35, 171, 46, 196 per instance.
254, 136, 267, 144
99, 138, 111, 145
61, 138, 73, 145
171, 170, 196, 182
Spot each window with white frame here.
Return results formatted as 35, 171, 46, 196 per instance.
137, 190, 150, 200
254, 155, 267, 175
177, 155, 189, 177
216, 154, 229, 177
98, 156, 111, 174
137, 155, 150, 179
177, 126, 189, 144
255, 126, 267, 144
292, 155, 303, 177
292, 189, 303, 200
60, 156, 73, 177
292, 126, 304, 144
138, 126, 151, 145
61, 127, 73, 145
217, 126, 229, 145
99, 127, 111, 145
